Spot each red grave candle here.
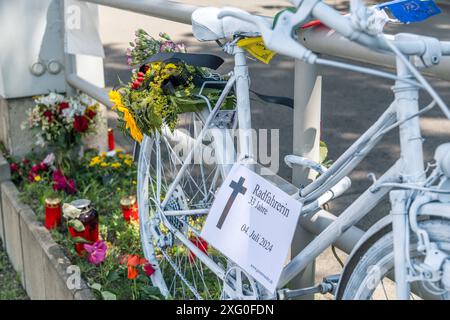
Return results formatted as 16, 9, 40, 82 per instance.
67, 199, 99, 256
121, 196, 138, 222
44, 198, 62, 230
108, 128, 115, 151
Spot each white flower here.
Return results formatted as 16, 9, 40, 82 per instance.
79, 93, 94, 107
35, 133, 46, 147
62, 203, 82, 220
34, 92, 65, 107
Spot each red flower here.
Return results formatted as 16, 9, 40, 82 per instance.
66, 179, 77, 194
85, 109, 96, 119
73, 116, 89, 133
10, 163, 18, 173
39, 162, 48, 171
28, 172, 36, 182
58, 102, 69, 113
43, 110, 53, 122
22, 159, 30, 165
143, 263, 155, 277
123, 254, 151, 279
31, 164, 40, 174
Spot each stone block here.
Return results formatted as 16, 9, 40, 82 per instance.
1, 181, 26, 285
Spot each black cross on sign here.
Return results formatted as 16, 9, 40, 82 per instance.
216, 177, 247, 229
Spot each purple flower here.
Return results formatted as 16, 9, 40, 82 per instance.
160, 40, 177, 53
84, 241, 107, 265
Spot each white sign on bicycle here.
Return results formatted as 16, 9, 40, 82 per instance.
201, 164, 302, 293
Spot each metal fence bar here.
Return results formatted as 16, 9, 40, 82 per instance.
67, 73, 113, 107
300, 27, 450, 81
75, 0, 197, 24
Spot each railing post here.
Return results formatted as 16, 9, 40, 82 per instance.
290, 60, 322, 299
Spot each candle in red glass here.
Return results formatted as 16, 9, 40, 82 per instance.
188, 237, 208, 263
121, 196, 138, 222
68, 199, 99, 256
44, 198, 61, 230
108, 128, 115, 151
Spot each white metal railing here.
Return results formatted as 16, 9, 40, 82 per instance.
66, 0, 450, 108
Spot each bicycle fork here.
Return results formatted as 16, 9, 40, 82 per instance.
390, 55, 425, 300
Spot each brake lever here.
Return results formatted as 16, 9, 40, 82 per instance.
218, 6, 317, 64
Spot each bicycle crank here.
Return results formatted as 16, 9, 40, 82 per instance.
277, 274, 340, 300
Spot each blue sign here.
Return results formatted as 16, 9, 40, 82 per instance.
376, 0, 441, 23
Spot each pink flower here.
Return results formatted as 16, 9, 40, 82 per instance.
66, 179, 77, 194
52, 170, 77, 194
160, 40, 177, 52
84, 241, 107, 265
42, 153, 55, 167
143, 263, 155, 277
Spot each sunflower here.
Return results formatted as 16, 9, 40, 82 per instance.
109, 91, 143, 142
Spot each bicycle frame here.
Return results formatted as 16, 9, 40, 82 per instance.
154, 42, 432, 299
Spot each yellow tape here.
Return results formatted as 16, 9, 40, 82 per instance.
237, 37, 276, 64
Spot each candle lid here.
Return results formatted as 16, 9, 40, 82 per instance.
120, 195, 136, 207
45, 197, 61, 206
70, 199, 91, 210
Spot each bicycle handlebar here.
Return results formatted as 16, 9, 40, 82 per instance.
218, 1, 450, 60
311, 1, 450, 58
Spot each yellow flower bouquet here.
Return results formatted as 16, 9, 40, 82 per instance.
110, 30, 235, 142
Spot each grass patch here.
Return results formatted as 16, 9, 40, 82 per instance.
0, 240, 28, 300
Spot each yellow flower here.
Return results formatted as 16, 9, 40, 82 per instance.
100, 152, 107, 158
124, 158, 133, 167
89, 156, 102, 167
100, 162, 109, 167
111, 162, 121, 169
165, 63, 177, 70
132, 180, 137, 185
109, 90, 143, 143
34, 175, 41, 182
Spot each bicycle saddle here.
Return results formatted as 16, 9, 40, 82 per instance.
192, 7, 260, 41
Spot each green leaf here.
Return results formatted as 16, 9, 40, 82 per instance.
319, 140, 328, 164
71, 236, 91, 244
89, 283, 102, 292
106, 270, 120, 283
68, 219, 85, 232
101, 291, 117, 300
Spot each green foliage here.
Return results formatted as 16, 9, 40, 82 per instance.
0, 240, 28, 300
8, 149, 163, 300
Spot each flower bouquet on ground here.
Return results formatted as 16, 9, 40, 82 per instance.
110, 30, 235, 142
23, 92, 100, 172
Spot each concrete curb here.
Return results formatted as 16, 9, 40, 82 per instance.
0, 152, 10, 247
0, 153, 95, 300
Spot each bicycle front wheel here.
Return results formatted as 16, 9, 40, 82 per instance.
337, 219, 450, 300
137, 110, 235, 299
